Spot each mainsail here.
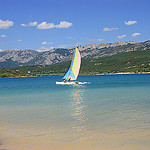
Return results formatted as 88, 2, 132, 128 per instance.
63, 45, 81, 81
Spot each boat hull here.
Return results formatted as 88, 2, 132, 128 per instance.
56, 81, 87, 85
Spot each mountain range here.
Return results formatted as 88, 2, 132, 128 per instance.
0, 40, 150, 68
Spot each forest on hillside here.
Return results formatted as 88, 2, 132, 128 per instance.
0, 48, 150, 78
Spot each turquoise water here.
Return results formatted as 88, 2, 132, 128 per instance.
0, 74, 150, 150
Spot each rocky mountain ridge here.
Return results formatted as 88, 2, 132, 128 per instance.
0, 40, 150, 68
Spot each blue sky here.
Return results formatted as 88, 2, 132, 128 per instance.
0, 0, 150, 51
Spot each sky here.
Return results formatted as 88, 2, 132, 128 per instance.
0, 0, 150, 51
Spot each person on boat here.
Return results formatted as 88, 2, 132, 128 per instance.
68, 78, 72, 82
63, 78, 67, 82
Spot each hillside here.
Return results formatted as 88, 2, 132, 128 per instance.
0, 47, 150, 78
1, 40, 150, 68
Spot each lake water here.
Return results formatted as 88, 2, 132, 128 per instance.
0, 74, 150, 150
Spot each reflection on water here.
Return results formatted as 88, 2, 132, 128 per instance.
69, 86, 88, 142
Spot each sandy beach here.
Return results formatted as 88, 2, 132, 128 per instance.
1, 124, 150, 150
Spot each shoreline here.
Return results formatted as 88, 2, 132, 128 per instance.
0, 72, 150, 78
95, 72, 150, 75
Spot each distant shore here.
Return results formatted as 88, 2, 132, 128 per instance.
95, 72, 150, 75
0, 72, 150, 78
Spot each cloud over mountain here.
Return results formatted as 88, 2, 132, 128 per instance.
42, 41, 53, 45
117, 34, 126, 39
131, 33, 141, 37
89, 38, 104, 42
37, 46, 54, 52
0, 19, 14, 29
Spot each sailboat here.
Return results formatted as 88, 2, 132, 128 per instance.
56, 45, 83, 85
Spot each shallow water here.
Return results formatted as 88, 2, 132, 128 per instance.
0, 74, 150, 150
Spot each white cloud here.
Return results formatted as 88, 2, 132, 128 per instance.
55, 21, 72, 28
37, 21, 72, 29
116, 34, 126, 39
103, 27, 118, 31
17, 40, 22, 42
0, 49, 3, 51
21, 21, 38, 27
0, 19, 14, 29
131, 33, 141, 37
1, 34, 7, 37
21, 21, 72, 29
29, 21, 38, 26
41, 41, 53, 45
124, 20, 137, 25
21, 24, 25, 26
97, 39, 104, 42
42, 41, 48, 44
37, 46, 54, 52
88, 38, 104, 42
37, 22, 55, 29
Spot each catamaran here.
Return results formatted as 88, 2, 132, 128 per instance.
56, 45, 84, 85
